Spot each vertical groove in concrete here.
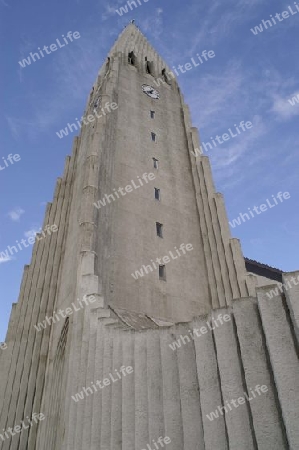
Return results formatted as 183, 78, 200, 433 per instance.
257, 288, 299, 449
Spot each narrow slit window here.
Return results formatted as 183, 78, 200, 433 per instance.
153, 158, 158, 169
150, 110, 155, 119
151, 132, 156, 142
156, 222, 163, 238
145, 57, 154, 75
128, 51, 136, 66
154, 188, 160, 201
162, 68, 172, 85
159, 265, 166, 281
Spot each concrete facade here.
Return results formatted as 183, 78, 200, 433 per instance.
0, 23, 298, 449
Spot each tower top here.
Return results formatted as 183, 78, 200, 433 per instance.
107, 22, 172, 76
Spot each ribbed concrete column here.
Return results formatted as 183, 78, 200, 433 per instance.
36, 152, 77, 450
211, 195, 233, 300
214, 193, 239, 299
199, 157, 225, 306
160, 329, 184, 450
134, 332, 149, 449
122, 330, 135, 450
90, 322, 105, 450
0, 259, 29, 407
73, 306, 91, 450
187, 126, 217, 310
64, 305, 84, 450
175, 324, 205, 450
81, 308, 100, 448
257, 287, 299, 449
1, 196, 53, 450
283, 271, 299, 344
100, 329, 114, 449
230, 239, 248, 297
0, 295, 22, 409
233, 298, 287, 449
147, 330, 164, 444
0, 303, 15, 391
193, 317, 228, 450
212, 309, 255, 450
110, 330, 122, 450
24, 162, 71, 450
7, 233, 46, 450
201, 158, 228, 307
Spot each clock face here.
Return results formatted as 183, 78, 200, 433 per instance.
142, 84, 160, 99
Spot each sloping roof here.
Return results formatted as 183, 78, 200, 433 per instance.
244, 257, 283, 283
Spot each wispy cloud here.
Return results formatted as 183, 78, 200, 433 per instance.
0, 255, 12, 265
101, 0, 123, 20
9, 28, 116, 140
189, 59, 245, 131
184, 56, 299, 198
7, 208, 25, 222
214, 115, 266, 166
183, 0, 265, 55
137, 8, 164, 40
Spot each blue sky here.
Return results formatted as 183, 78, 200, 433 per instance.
1, 0, 299, 340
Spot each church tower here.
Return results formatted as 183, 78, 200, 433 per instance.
1, 23, 299, 450
55, 21, 253, 324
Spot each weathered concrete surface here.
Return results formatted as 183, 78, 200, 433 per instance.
34, 294, 298, 450
0, 23, 298, 450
